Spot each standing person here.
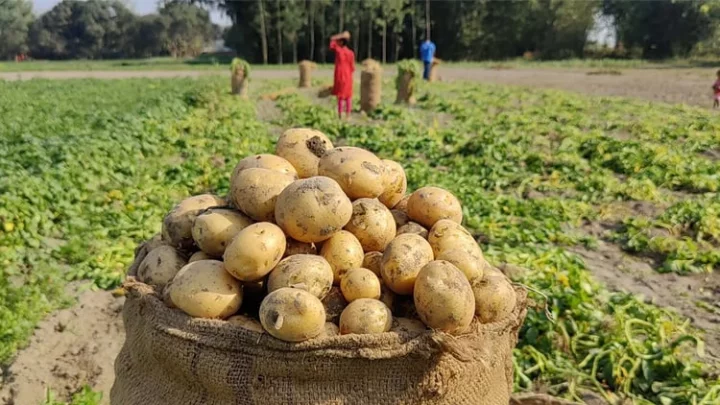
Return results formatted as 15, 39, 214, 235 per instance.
419, 38, 436, 81
713, 69, 720, 109
330, 31, 355, 119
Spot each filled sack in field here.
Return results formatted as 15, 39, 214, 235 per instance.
360, 59, 382, 113
231, 58, 250, 97
395, 59, 420, 105
429, 58, 442, 82
298, 60, 317, 88
111, 280, 527, 405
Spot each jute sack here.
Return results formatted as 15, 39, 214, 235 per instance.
395, 71, 416, 105
360, 59, 382, 113
111, 279, 526, 405
231, 69, 248, 97
298, 60, 316, 88
429, 58, 442, 82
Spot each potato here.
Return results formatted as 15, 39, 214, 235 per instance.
378, 160, 407, 209
224, 222, 286, 282
397, 221, 428, 239
137, 245, 187, 289
391, 209, 410, 227
344, 198, 396, 252
380, 234, 434, 295
162, 194, 225, 250
320, 322, 340, 337
340, 268, 381, 302
227, 314, 265, 333
191, 208, 253, 257
275, 177, 353, 243
283, 238, 318, 257
473, 270, 517, 323
407, 186, 463, 228
339, 299, 392, 335
436, 248, 484, 283
393, 194, 411, 212
275, 128, 333, 178
230, 154, 298, 187
317, 147, 386, 199
320, 230, 365, 283
321, 286, 348, 323
428, 219, 482, 258
259, 288, 326, 342
168, 260, 242, 319
391, 318, 427, 336
188, 251, 213, 263
362, 251, 383, 276
267, 254, 333, 299
230, 168, 294, 222
128, 233, 165, 277
414, 261, 475, 333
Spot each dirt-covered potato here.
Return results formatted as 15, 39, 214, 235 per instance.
137, 245, 187, 289
362, 251, 383, 276
344, 198, 396, 252
321, 286, 348, 323
428, 219, 482, 258
407, 187, 463, 228
378, 160, 407, 209
317, 147, 386, 199
162, 194, 225, 250
230, 168, 295, 222
391, 209, 410, 227
283, 238, 318, 257
320, 230, 365, 283
397, 221, 428, 239
473, 269, 517, 323
275, 128, 333, 178
188, 251, 213, 263
339, 299, 393, 335
414, 261, 475, 333
380, 234, 434, 295
230, 154, 298, 186
275, 177, 353, 243
259, 288, 326, 342
340, 268, 382, 302
267, 254, 333, 299
224, 222, 286, 282
128, 234, 165, 277
168, 260, 243, 319
227, 314, 265, 333
391, 317, 427, 336
436, 248, 484, 283
393, 194, 411, 212
191, 208, 253, 257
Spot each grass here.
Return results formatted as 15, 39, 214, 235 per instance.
1, 75, 718, 404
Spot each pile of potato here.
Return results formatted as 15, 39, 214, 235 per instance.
136, 128, 517, 342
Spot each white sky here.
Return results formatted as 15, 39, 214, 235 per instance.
32, 0, 231, 26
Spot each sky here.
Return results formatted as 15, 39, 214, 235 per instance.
32, 0, 232, 26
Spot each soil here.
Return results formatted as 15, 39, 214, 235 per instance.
0, 285, 125, 405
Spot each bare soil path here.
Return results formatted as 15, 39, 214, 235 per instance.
2, 66, 716, 108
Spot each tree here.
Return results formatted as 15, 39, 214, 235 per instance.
282, 0, 305, 63
159, 3, 215, 58
0, 0, 33, 60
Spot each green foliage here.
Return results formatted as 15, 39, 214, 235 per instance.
395, 59, 421, 90
230, 58, 251, 77
43, 386, 102, 405
0, 0, 33, 60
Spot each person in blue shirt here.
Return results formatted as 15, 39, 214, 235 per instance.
419, 38, 436, 81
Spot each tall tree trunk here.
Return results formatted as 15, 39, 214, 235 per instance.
367, 13, 372, 59
411, 8, 417, 58
426, 0, 431, 39
259, 0, 268, 64
394, 31, 399, 62
276, 0, 283, 64
293, 39, 298, 63
339, 0, 344, 32
382, 23, 387, 64
354, 19, 360, 60
319, 6, 327, 63
308, 1, 315, 60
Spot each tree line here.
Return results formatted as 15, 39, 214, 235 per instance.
2, 0, 720, 62
1, 0, 218, 60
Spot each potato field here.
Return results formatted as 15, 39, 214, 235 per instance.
0, 73, 719, 405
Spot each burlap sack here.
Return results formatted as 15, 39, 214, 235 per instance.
395, 71, 416, 105
298, 60, 316, 88
360, 59, 382, 113
429, 58, 442, 82
231, 70, 248, 97
111, 280, 526, 405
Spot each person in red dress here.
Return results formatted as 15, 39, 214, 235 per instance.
329, 31, 355, 119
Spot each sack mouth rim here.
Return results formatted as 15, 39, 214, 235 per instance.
124, 279, 528, 361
